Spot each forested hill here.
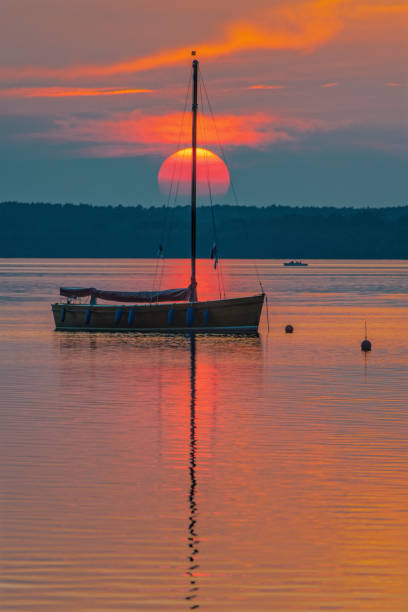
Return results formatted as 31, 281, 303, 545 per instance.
2, 201, 408, 258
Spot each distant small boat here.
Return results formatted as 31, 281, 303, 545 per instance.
283, 261, 308, 267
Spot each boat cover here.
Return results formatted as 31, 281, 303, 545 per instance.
60, 286, 193, 303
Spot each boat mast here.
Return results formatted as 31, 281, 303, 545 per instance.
190, 53, 198, 302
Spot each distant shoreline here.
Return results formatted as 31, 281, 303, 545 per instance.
2, 201, 408, 259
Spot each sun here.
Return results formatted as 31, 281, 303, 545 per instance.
158, 147, 230, 197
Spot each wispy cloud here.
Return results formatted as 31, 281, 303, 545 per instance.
320, 82, 339, 88
0, 87, 154, 99
2, 0, 399, 83
354, 3, 408, 16
247, 84, 285, 90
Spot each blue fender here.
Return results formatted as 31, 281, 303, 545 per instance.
128, 308, 135, 325
187, 305, 194, 326
168, 308, 175, 325
203, 309, 209, 326
115, 307, 123, 324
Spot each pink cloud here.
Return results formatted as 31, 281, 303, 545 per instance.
21, 109, 343, 157
247, 84, 286, 90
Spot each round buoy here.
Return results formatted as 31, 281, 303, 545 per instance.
285, 324, 294, 333
361, 339, 372, 352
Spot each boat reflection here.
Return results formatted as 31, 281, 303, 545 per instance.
52, 330, 263, 610
186, 334, 200, 609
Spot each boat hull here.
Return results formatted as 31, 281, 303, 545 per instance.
51, 294, 265, 334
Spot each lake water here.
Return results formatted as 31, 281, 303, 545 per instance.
1, 259, 408, 611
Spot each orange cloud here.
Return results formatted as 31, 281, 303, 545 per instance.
0, 1, 330, 81
23, 110, 339, 156
320, 82, 339, 88
354, 3, 408, 16
0, 87, 153, 98
247, 84, 285, 90
2, 0, 404, 83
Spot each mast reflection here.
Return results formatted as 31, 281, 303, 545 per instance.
186, 334, 199, 609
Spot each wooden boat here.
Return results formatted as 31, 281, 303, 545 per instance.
51, 56, 264, 334
52, 294, 263, 333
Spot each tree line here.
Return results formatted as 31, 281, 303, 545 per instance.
1, 201, 408, 258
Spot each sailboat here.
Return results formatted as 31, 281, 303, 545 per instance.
51, 56, 265, 333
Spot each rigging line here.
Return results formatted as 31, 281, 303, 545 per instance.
198, 77, 223, 300
163, 75, 192, 218
265, 293, 270, 333
203, 129, 226, 298
198, 72, 227, 300
158, 147, 189, 292
153, 72, 192, 292
198, 69, 226, 299
206, 155, 223, 301
160, 145, 191, 290
201, 88, 225, 300
200, 70, 265, 296
156, 77, 191, 291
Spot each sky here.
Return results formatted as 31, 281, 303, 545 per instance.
0, 0, 407, 206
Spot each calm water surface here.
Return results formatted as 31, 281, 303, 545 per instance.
1, 259, 408, 611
